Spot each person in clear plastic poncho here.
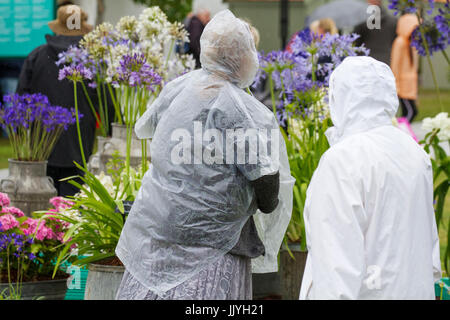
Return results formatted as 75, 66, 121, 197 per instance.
115, 10, 295, 300
299, 56, 441, 300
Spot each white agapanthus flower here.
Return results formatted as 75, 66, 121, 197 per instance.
422, 112, 450, 141
78, 6, 195, 93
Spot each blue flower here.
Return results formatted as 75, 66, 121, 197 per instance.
116, 54, 162, 91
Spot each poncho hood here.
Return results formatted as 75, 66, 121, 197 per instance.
326, 56, 399, 145
199, 10, 259, 89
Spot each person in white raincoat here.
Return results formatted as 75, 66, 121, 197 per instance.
115, 10, 294, 300
299, 56, 441, 300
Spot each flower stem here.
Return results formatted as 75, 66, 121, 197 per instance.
268, 73, 277, 117
442, 50, 450, 66
73, 81, 87, 169
416, 14, 444, 112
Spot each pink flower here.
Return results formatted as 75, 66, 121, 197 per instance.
35, 223, 55, 241
1, 206, 25, 218
0, 214, 19, 231
55, 232, 65, 242
0, 193, 10, 207
49, 197, 74, 212
21, 218, 39, 236
21, 218, 60, 241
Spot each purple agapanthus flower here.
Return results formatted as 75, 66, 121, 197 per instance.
58, 64, 94, 82
57, 46, 105, 88
251, 27, 369, 123
411, 14, 449, 56
0, 93, 78, 132
388, 0, 435, 16
116, 53, 162, 91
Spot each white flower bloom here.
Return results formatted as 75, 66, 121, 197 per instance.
421, 112, 450, 141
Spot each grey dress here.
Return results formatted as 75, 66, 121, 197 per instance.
115, 218, 261, 300
115, 172, 279, 300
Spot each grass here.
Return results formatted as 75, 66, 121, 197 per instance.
416, 88, 450, 121
0, 138, 12, 169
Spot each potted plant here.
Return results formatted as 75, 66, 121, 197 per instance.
57, 7, 195, 176
0, 193, 74, 300
0, 93, 78, 216
51, 153, 145, 300
420, 112, 450, 278
253, 29, 369, 299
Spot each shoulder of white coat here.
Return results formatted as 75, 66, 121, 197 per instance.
317, 134, 369, 176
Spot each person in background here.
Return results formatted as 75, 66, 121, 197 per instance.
0, 59, 23, 96
286, 18, 338, 53
0, 59, 24, 137
16, 5, 98, 197
57, 0, 74, 8
311, 18, 338, 36
390, 14, 420, 123
186, 7, 211, 68
353, 0, 397, 66
299, 56, 441, 300
176, 11, 195, 55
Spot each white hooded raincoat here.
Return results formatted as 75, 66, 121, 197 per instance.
299, 56, 441, 300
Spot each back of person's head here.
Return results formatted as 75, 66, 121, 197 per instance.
318, 18, 338, 35
239, 18, 260, 48
328, 56, 398, 136
195, 7, 211, 25
309, 20, 320, 35
200, 10, 259, 89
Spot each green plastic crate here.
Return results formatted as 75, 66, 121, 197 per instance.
435, 278, 450, 300
63, 261, 89, 300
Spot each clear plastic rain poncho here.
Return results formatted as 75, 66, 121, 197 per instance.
116, 10, 295, 296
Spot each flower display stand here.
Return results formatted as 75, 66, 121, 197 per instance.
88, 123, 150, 175
0, 278, 69, 300
0, 160, 57, 217
279, 243, 308, 300
84, 262, 125, 300
435, 278, 450, 300
64, 264, 89, 300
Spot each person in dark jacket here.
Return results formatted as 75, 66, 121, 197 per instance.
186, 8, 211, 68
16, 5, 97, 197
353, 0, 397, 66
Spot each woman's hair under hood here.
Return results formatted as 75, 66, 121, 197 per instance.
199, 10, 259, 89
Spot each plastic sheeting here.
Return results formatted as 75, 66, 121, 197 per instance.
116, 10, 294, 296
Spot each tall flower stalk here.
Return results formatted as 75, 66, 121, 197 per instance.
113, 53, 162, 176
59, 65, 93, 169
56, 7, 195, 177
255, 30, 369, 249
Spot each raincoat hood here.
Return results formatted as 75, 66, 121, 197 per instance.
396, 14, 419, 38
326, 56, 399, 145
200, 10, 259, 89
